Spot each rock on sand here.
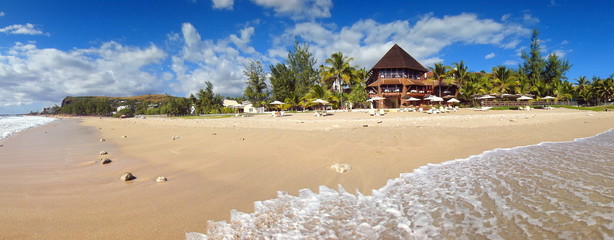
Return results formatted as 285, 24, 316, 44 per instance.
330, 163, 351, 173
120, 172, 135, 181
156, 176, 167, 183
100, 158, 112, 165
99, 151, 108, 155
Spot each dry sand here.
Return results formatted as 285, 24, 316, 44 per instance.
1, 108, 613, 239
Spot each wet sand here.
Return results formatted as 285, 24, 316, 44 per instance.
1, 109, 613, 239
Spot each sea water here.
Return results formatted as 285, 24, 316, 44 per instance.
188, 129, 614, 239
0, 115, 57, 140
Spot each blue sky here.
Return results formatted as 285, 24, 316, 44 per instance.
1, 0, 612, 113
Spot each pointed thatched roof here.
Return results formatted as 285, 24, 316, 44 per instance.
371, 44, 428, 72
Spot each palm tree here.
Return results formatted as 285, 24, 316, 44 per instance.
452, 61, 469, 89
302, 84, 338, 109
429, 62, 450, 97
492, 66, 520, 94
320, 52, 354, 109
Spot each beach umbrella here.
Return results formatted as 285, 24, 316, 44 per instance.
312, 99, 329, 110
424, 95, 437, 101
367, 96, 386, 109
478, 95, 496, 99
270, 100, 285, 111
517, 96, 533, 100
542, 96, 555, 100
447, 98, 460, 103
404, 97, 421, 101
431, 97, 444, 102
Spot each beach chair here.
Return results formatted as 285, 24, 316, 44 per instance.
379, 109, 386, 116
280, 111, 285, 117
368, 109, 376, 116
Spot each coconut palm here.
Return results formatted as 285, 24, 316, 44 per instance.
320, 52, 353, 109
429, 62, 450, 97
492, 66, 520, 94
452, 61, 469, 88
302, 84, 338, 109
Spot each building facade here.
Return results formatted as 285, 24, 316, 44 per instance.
366, 44, 457, 108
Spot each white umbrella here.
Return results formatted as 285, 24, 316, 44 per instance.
367, 96, 385, 109
542, 96, 555, 100
430, 97, 444, 102
424, 95, 437, 101
404, 97, 421, 101
447, 98, 460, 103
312, 99, 329, 104
367, 96, 385, 102
517, 96, 533, 100
270, 100, 285, 111
478, 95, 496, 99
312, 99, 329, 110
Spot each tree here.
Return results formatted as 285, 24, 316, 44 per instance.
429, 62, 450, 97
521, 29, 546, 96
302, 84, 338, 109
287, 40, 318, 98
451, 61, 469, 89
269, 63, 294, 102
243, 59, 269, 107
320, 52, 354, 109
492, 66, 519, 94
197, 81, 224, 114
347, 82, 368, 110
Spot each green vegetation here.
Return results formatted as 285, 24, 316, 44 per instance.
552, 105, 612, 112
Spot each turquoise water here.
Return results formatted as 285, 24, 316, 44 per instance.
189, 129, 614, 239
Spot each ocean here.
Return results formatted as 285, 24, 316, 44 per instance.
189, 129, 614, 239
0, 115, 57, 140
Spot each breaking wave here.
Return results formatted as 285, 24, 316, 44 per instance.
188, 130, 614, 239
0, 116, 57, 140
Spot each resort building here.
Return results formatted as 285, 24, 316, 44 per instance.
366, 44, 457, 108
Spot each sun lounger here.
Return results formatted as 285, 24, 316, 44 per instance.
474, 106, 492, 111
368, 109, 376, 116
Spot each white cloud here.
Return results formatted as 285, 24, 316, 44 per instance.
0, 11, 5, 17
211, 0, 234, 10
0, 23, 47, 35
272, 13, 530, 69
170, 23, 262, 97
560, 40, 569, 45
484, 52, 496, 59
501, 14, 511, 21
0, 42, 167, 107
251, 0, 332, 20
522, 13, 540, 25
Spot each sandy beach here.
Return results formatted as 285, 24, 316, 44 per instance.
1, 108, 613, 239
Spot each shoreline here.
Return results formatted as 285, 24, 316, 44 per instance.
1, 109, 613, 239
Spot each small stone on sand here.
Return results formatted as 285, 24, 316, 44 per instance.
377, 121, 382, 124
330, 163, 351, 173
100, 138, 106, 142
122, 135, 127, 138
363, 125, 368, 127
99, 151, 107, 155
172, 136, 180, 140
156, 176, 167, 183
510, 119, 517, 122
100, 158, 112, 164
120, 172, 135, 181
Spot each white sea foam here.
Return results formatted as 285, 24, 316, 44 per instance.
188, 130, 614, 239
0, 116, 57, 139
